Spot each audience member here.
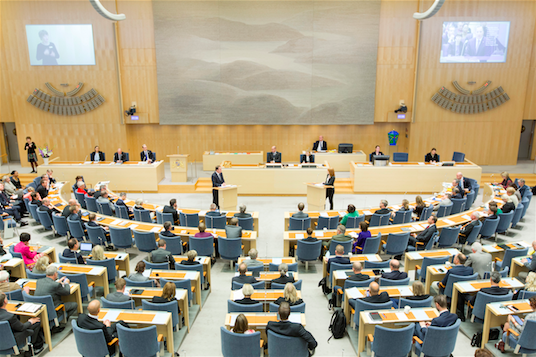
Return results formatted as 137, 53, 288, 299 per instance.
10, 171, 22, 190
485, 205, 498, 220
353, 221, 371, 254
302, 227, 317, 242
326, 245, 350, 273
381, 259, 408, 280
513, 272, 536, 300
35, 265, 78, 321
37, 197, 54, 219
414, 295, 458, 341
0, 270, 20, 293
414, 196, 426, 220
456, 171, 472, 193
434, 193, 452, 211
151, 282, 178, 305
32, 255, 50, 274
408, 215, 437, 248
97, 191, 115, 213
498, 171, 513, 189
406, 281, 430, 301
518, 178, 530, 199
274, 282, 303, 306
68, 205, 82, 221
225, 217, 242, 238
506, 187, 519, 207
464, 242, 492, 279
128, 261, 153, 284
233, 263, 258, 284
194, 223, 213, 238
163, 199, 179, 224
292, 203, 308, 218
452, 187, 463, 199
517, 241, 536, 283
425, 148, 439, 163
502, 297, 536, 346
36, 178, 49, 199
180, 250, 200, 265
340, 204, 358, 226
438, 254, 473, 295
271, 263, 295, 285
468, 271, 509, 310
76, 181, 87, 195
235, 284, 259, 305
501, 195, 515, 213
148, 239, 174, 270
347, 262, 370, 281
206, 203, 223, 217
244, 249, 263, 267
474, 349, 493, 357
90, 245, 105, 261
375, 200, 391, 215
62, 199, 79, 217
133, 198, 145, 211
363, 282, 390, 303
458, 212, 480, 244
62, 238, 85, 264
106, 278, 131, 303
232, 314, 255, 334
161, 221, 177, 237
325, 225, 352, 249
14, 233, 45, 269
234, 204, 251, 218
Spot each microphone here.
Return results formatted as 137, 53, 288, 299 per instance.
84, 155, 88, 162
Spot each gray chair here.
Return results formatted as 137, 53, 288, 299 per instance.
5, 289, 23, 301
100, 297, 135, 310
156, 211, 173, 225
289, 217, 311, 231
465, 190, 475, 209
85, 196, 99, 213
443, 273, 479, 299
269, 262, 297, 272
87, 225, 109, 247
271, 280, 302, 291
452, 152, 465, 162
179, 212, 199, 227
328, 240, 352, 255
109, 226, 133, 250
58, 272, 95, 301
296, 240, 322, 270
479, 216, 500, 240
227, 300, 263, 313
370, 323, 414, 357
189, 236, 214, 257
345, 215, 365, 228
160, 235, 182, 255
52, 214, 70, 238
317, 216, 339, 230
269, 302, 305, 313
67, 218, 86, 241
436, 226, 460, 248
369, 212, 390, 227
450, 198, 466, 215
399, 296, 433, 308
174, 263, 204, 288
392, 152, 409, 162
413, 319, 461, 357
511, 203, 524, 228
115, 204, 130, 220
379, 276, 410, 287
496, 211, 515, 237
124, 277, 154, 287
267, 330, 308, 357
134, 208, 152, 223
361, 233, 381, 254
142, 300, 180, 331
22, 291, 64, 327
237, 217, 254, 231
116, 324, 161, 357
436, 202, 453, 218
75, 192, 87, 209
97, 201, 114, 216
26, 269, 46, 279
461, 220, 482, 249
220, 326, 261, 357
415, 256, 450, 282
28, 202, 41, 224
504, 319, 536, 355
87, 258, 117, 283
218, 237, 242, 268
495, 247, 529, 271
71, 319, 116, 357
232, 281, 265, 291
133, 230, 157, 252
37, 210, 53, 230
364, 260, 390, 269
382, 232, 410, 257
470, 291, 513, 322
391, 210, 413, 225
0, 321, 28, 356
352, 299, 393, 328
419, 205, 434, 221
59, 254, 79, 264
205, 215, 226, 229
143, 259, 169, 270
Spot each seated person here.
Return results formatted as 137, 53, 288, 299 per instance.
291, 202, 308, 218
90, 245, 106, 261
414, 196, 427, 219
93, 186, 106, 199
62, 199, 79, 217
391, 199, 411, 219
140, 144, 154, 163
434, 193, 452, 211
302, 227, 318, 242
133, 198, 145, 211
194, 222, 213, 238
115, 192, 134, 218
63, 238, 86, 264
0, 271, 21, 293
97, 191, 115, 214
353, 221, 371, 254
32, 255, 50, 275
235, 284, 259, 305
414, 295, 458, 342
10, 170, 22, 190
438, 254, 473, 294
465, 242, 492, 279
151, 282, 178, 306
326, 245, 350, 273
324, 225, 352, 249
468, 272, 509, 313
340, 204, 358, 226
381, 259, 408, 280
332, 261, 370, 298
234, 204, 251, 219
506, 187, 519, 208
425, 148, 439, 163
456, 172, 472, 193
35, 265, 78, 320
406, 281, 430, 301
180, 250, 200, 265
517, 241, 536, 283
244, 248, 263, 267
374, 200, 391, 215
275, 282, 303, 306
87, 213, 111, 241
113, 148, 127, 163
266, 302, 317, 355
15, 233, 45, 269
23, 187, 39, 202
313, 135, 327, 152
68, 205, 82, 221
37, 198, 54, 219
225, 217, 242, 238
161, 221, 177, 237
148, 239, 174, 270
489, 201, 502, 215
452, 187, 463, 199
408, 215, 438, 248
105, 278, 131, 302
90, 146, 105, 162
518, 178, 530, 200
206, 203, 223, 217
76, 181, 87, 195
369, 145, 384, 162
233, 263, 258, 284
30, 192, 42, 207
300, 151, 315, 163
232, 314, 255, 334
163, 199, 180, 224
36, 178, 49, 199
128, 261, 155, 284
502, 297, 536, 347
267, 146, 281, 163
497, 171, 513, 189
458, 212, 480, 244
501, 195, 515, 213
271, 263, 295, 285
349, 282, 390, 309
513, 272, 536, 300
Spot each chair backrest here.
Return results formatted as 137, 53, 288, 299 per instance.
511, 203, 524, 227
100, 297, 135, 310
465, 220, 482, 245
418, 256, 450, 282
161, 278, 192, 303
436, 226, 461, 248
450, 198, 467, 215
317, 216, 340, 230
174, 263, 204, 285
497, 211, 515, 233
124, 277, 154, 287
288, 217, 311, 231
369, 212, 390, 227
372, 323, 414, 357
179, 212, 199, 227
71, 319, 110, 357
22, 291, 58, 324
237, 217, 254, 231
391, 210, 412, 225
521, 197, 530, 219
85, 196, 98, 213
97, 201, 113, 216
115, 204, 130, 220
328, 240, 352, 255
419, 205, 434, 221
116, 324, 159, 357
420, 319, 461, 357
67, 218, 86, 240
87, 258, 117, 283
472, 291, 513, 321
268, 302, 306, 313
189, 236, 214, 257
345, 215, 365, 228
160, 235, 182, 255
5, 289, 23, 301
344, 278, 374, 289
267, 330, 309, 357
452, 152, 465, 162
269, 262, 298, 272
142, 300, 179, 330
143, 259, 169, 270
218, 237, 242, 261
384, 232, 410, 256
139, 209, 153, 223
465, 191, 475, 209
26, 269, 46, 279
9, 245, 23, 259
400, 296, 434, 308
59, 272, 92, 301
87, 225, 108, 246
392, 152, 409, 162
155, 211, 169, 225
296, 240, 322, 262
52, 214, 69, 236
37, 210, 53, 230
353, 300, 393, 326
329, 262, 353, 278
74, 192, 87, 209
271, 279, 302, 291
109, 226, 133, 249
362, 233, 381, 254
444, 273, 479, 298
501, 248, 529, 271
436, 202, 453, 218
0, 321, 21, 355
59, 254, 79, 264
28, 202, 41, 223
133, 230, 158, 253
516, 319, 536, 353
220, 326, 261, 357
232, 281, 265, 291
227, 300, 264, 313
479, 216, 500, 238
379, 276, 410, 287
205, 215, 226, 229
364, 259, 390, 269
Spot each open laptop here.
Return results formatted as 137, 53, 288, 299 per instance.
79, 242, 93, 256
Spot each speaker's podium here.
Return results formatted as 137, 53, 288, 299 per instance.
215, 185, 239, 211
306, 183, 329, 211
167, 154, 189, 182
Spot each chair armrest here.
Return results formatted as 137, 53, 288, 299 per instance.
367, 334, 374, 342
108, 338, 118, 346
260, 340, 265, 348
415, 264, 421, 272
55, 304, 65, 313
351, 308, 355, 314
413, 336, 423, 344
507, 328, 519, 337
494, 257, 503, 262
459, 233, 467, 237
157, 334, 164, 342
337, 289, 343, 295
116, 265, 119, 271
438, 281, 445, 289
88, 281, 96, 287
365, 220, 369, 224
294, 245, 297, 250
381, 240, 386, 245
416, 242, 424, 246
314, 222, 318, 227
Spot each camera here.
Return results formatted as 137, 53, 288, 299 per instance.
125, 105, 136, 116
394, 102, 407, 113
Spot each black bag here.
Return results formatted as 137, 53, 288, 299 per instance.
471, 332, 482, 347
318, 277, 332, 295
328, 310, 346, 341
532, 185, 536, 195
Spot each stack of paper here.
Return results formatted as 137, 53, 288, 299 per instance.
150, 227, 162, 233
295, 234, 304, 239
129, 224, 139, 230
110, 219, 122, 225
17, 303, 41, 313
315, 231, 324, 237
233, 290, 244, 300
319, 212, 329, 218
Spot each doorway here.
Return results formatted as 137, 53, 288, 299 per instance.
518, 120, 535, 160
3, 123, 20, 162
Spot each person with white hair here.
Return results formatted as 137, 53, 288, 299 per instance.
0, 270, 20, 293
518, 178, 530, 200
458, 212, 480, 244
501, 194, 515, 213
234, 204, 251, 219
464, 242, 492, 278
244, 249, 263, 268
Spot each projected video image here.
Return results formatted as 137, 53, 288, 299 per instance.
440, 22, 510, 63
26, 24, 96, 66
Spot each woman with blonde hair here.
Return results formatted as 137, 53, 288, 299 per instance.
414, 195, 426, 220
406, 281, 430, 301
152, 282, 177, 304
324, 167, 335, 210
180, 250, 200, 265
235, 284, 259, 305
232, 313, 255, 334
32, 255, 50, 274
90, 245, 105, 261
275, 283, 304, 306
499, 171, 513, 189
513, 272, 536, 300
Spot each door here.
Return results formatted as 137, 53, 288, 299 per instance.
518, 120, 535, 160
3, 123, 20, 162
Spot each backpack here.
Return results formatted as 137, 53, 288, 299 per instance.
318, 277, 332, 295
328, 310, 346, 341
471, 332, 482, 347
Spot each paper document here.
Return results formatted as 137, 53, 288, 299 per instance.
128, 224, 139, 230
418, 162, 425, 165
233, 290, 244, 300
110, 219, 122, 225
17, 303, 41, 313
103, 310, 121, 321
84, 161, 92, 164
295, 234, 304, 239
462, 215, 471, 220
271, 258, 282, 265
118, 221, 129, 226
320, 212, 329, 218
411, 309, 429, 320
391, 205, 401, 210
288, 313, 301, 323
315, 183, 323, 187
363, 210, 373, 215
184, 272, 198, 280
315, 231, 324, 237
443, 219, 456, 225
395, 312, 409, 321
346, 287, 363, 299
338, 271, 348, 279
199, 211, 207, 216
150, 227, 162, 233
142, 269, 151, 278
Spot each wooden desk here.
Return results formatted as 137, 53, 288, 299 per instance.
52, 263, 110, 296
350, 160, 482, 193
215, 186, 238, 211
424, 264, 450, 294
357, 308, 439, 355
511, 256, 530, 278
98, 308, 174, 353
126, 287, 190, 332
149, 270, 202, 307
38, 161, 166, 192
224, 312, 305, 330
482, 300, 532, 347
322, 254, 382, 278
203, 151, 264, 171
173, 256, 211, 286
7, 301, 52, 352
313, 151, 366, 172
103, 252, 131, 276
17, 279, 84, 314
4, 243, 57, 264
2, 258, 26, 279
236, 257, 296, 271
450, 278, 524, 314
239, 272, 300, 283
332, 269, 392, 288
229, 289, 302, 308
482, 242, 531, 261
404, 249, 459, 273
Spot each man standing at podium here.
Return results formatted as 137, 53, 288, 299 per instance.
313, 135, 327, 152
267, 146, 281, 163
212, 165, 225, 209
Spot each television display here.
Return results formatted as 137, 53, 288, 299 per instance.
25, 24, 96, 66
440, 21, 510, 63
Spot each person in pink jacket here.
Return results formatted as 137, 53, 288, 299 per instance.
14, 233, 45, 269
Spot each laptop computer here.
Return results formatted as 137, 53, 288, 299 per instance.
79, 242, 93, 256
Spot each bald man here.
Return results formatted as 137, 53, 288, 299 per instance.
349, 281, 390, 309
77, 300, 123, 355
267, 146, 281, 163
456, 172, 472, 193
113, 148, 127, 163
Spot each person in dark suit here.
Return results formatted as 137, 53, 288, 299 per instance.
35, 265, 78, 320
375, 200, 391, 215
324, 168, 335, 210
271, 263, 295, 285
452, 187, 463, 199
212, 165, 225, 209
114, 192, 134, 218
425, 148, 440, 163
30, 192, 42, 207
225, 217, 242, 238
267, 146, 281, 163
234, 204, 251, 219
381, 259, 408, 280
439, 254, 473, 294
484, 205, 498, 221
140, 144, 154, 163
347, 262, 370, 281
37, 198, 54, 219
160, 221, 177, 238
518, 179, 530, 200
90, 146, 105, 162
363, 282, 390, 303
266, 302, 317, 355
414, 295, 458, 341
468, 271, 509, 308
292, 203, 308, 219
77, 300, 122, 356
68, 205, 83, 222
408, 215, 438, 248
62, 238, 85, 264
458, 212, 480, 244
62, 199, 79, 218
233, 263, 257, 285
302, 227, 318, 242
464, 26, 493, 58
148, 240, 174, 270
106, 278, 131, 303
36, 178, 48, 199
161, 199, 179, 225
369, 145, 384, 162
501, 195, 515, 213
456, 172, 472, 193
235, 284, 259, 305
0, 292, 45, 355
312, 136, 327, 152
326, 244, 351, 272
180, 250, 200, 266
113, 148, 127, 163
151, 283, 178, 307
300, 151, 315, 163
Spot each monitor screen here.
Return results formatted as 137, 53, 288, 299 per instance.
440, 21, 510, 63
79, 243, 92, 251
25, 24, 96, 66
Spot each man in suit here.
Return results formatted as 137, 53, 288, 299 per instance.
267, 302, 317, 356
244, 249, 263, 268
464, 26, 493, 58
234, 204, 251, 219
302, 227, 318, 242
115, 192, 133, 218
148, 239, 174, 270
312, 136, 327, 152
97, 191, 115, 214
37, 198, 54, 219
206, 203, 223, 217
414, 295, 458, 341
77, 300, 122, 356
160, 221, 177, 238
518, 240, 536, 283
458, 212, 480, 244
271, 263, 295, 285
63, 238, 85, 264
68, 205, 82, 221
0, 183, 25, 222
211, 165, 225, 209
113, 148, 127, 163
381, 259, 408, 280
267, 146, 281, 163
468, 271, 509, 307
93, 186, 106, 199
62, 199, 80, 218
140, 144, 154, 163
0, 271, 21, 293
438, 254, 473, 294
90, 146, 105, 162
292, 203, 308, 218
324, 225, 352, 249
163, 199, 179, 224
232, 263, 258, 285
518, 178, 530, 200
452, 187, 463, 199
348, 262, 370, 281
363, 282, 390, 304
225, 217, 242, 238
0, 292, 45, 355
36, 179, 49, 199
456, 172, 472, 194
326, 244, 350, 273
35, 265, 78, 321
375, 200, 391, 215
465, 242, 492, 279
408, 215, 438, 248
105, 278, 131, 303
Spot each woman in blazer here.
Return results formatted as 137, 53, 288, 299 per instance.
324, 168, 335, 210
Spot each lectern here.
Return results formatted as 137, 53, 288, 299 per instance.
168, 154, 189, 182
215, 186, 238, 211
306, 183, 327, 211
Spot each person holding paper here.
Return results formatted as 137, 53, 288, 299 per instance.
408, 215, 438, 248
148, 239, 174, 270
90, 146, 105, 162
425, 148, 440, 163
464, 242, 492, 279
414, 295, 458, 342
105, 278, 131, 302
312, 135, 327, 152
212, 165, 225, 209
